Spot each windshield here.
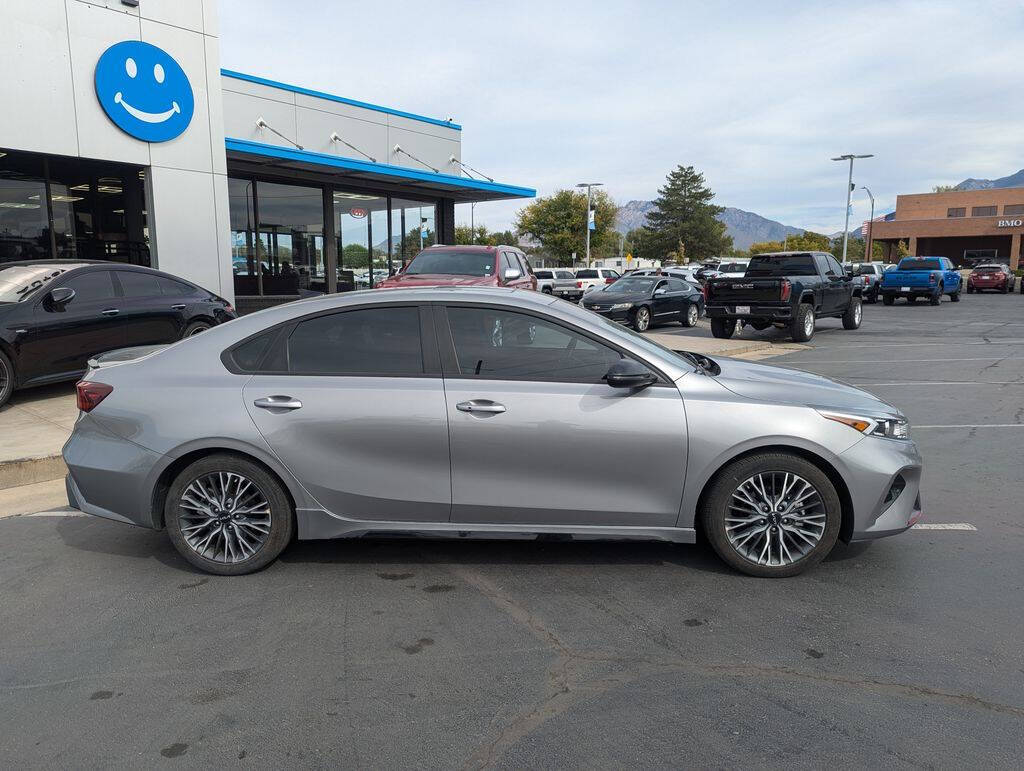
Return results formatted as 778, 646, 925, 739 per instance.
404, 250, 495, 276
535, 271, 552, 279
746, 254, 817, 276
609, 277, 656, 292
898, 258, 941, 271
855, 265, 877, 275
0, 264, 81, 303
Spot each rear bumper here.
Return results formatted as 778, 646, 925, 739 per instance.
553, 288, 584, 301
62, 414, 165, 529
968, 280, 1007, 290
706, 303, 792, 320
882, 286, 935, 296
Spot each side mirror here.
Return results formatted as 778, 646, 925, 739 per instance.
49, 287, 76, 306
503, 268, 522, 281
604, 359, 657, 389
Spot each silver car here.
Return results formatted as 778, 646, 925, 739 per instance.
64, 287, 922, 577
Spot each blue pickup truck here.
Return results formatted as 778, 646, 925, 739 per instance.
881, 256, 962, 305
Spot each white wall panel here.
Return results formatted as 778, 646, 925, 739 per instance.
203, 35, 228, 174
201, 0, 220, 37
221, 77, 295, 105
222, 90, 297, 147
295, 108, 390, 163
387, 126, 460, 176
147, 166, 223, 294
66, 0, 149, 165
294, 92, 390, 126
138, 0, 204, 33
0, 1, 79, 156
211, 172, 234, 301
388, 114, 460, 143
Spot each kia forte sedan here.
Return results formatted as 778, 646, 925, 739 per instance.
64, 287, 922, 578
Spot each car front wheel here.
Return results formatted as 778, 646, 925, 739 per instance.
701, 452, 842, 577
165, 454, 295, 575
0, 350, 14, 409
632, 305, 651, 331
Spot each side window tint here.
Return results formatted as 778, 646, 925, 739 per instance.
287, 307, 423, 375
64, 271, 115, 302
117, 271, 161, 298
826, 256, 844, 276
446, 307, 624, 382
232, 331, 274, 372
158, 276, 192, 296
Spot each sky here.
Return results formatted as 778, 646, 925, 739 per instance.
219, 0, 1023, 236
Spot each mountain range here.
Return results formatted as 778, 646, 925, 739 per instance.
616, 200, 804, 251
952, 169, 1024, 191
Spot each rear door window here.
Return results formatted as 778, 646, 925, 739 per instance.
287, 307, 424, 375
116, 271, 162, 298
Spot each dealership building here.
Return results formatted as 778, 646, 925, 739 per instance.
868, 188, 1024, 269
1, 0, 534, 311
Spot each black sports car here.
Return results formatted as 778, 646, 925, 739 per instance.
0, 260, 235, 407
582, 275, 704, 331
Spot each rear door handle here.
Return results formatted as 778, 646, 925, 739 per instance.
456, 400, 506, 414
253, 395, 303, 410
100, 308, 119, 316
170, 303, 187, 310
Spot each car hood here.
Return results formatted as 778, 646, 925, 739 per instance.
710, 356, 901, 417
377, 273, 494, 288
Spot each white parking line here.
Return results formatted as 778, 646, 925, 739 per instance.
913, 424, 1024, 429
856, 381, 1024, 386
815, 339, 1024, 349
780, 357, 1022, 364
911, 523, 977, 531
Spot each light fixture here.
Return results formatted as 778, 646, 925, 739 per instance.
329, 132, 375, 163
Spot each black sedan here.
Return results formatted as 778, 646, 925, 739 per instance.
0, 260, 235, 407
582, 275, 703, 331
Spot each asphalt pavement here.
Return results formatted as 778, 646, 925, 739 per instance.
1, 291, 1022, 768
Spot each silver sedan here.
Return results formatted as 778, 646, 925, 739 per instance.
64, 287, 922, 577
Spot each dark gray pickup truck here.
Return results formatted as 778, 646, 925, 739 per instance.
704, 251, 863, 342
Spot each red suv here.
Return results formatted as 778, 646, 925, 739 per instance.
375, 245, 537, 291
966, 263, 1014, 293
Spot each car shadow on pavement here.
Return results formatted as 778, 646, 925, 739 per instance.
54, 516, 200, 573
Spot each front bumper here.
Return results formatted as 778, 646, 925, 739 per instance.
839, 436, 923, 541
583, 305, 633, 322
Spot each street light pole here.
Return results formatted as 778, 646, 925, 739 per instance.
831, 154, 873, 266
861, 186, 875, 262
576, 182, 603, 267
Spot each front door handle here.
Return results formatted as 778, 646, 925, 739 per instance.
170, 303, 187, 310
253, 395, 303, 410
456, 400, 506, 414
100, 308, 120, 316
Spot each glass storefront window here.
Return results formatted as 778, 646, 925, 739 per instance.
334, 191, 388, 290
255, 181, 325, 296
391, 198, 436, 271
229, 178, 259, 296
0, 149, 147, 265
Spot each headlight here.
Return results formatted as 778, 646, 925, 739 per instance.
818, 410, 910, 441
610, 302, 634, 310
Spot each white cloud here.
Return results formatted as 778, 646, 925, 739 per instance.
219, 0, 1023, 234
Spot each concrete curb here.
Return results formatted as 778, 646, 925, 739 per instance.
0, 455, 67, 491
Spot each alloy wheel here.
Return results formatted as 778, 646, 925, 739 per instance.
0, 357, 9, 402
635, 307, 650, 331
854, 303, 862, 324
188, 323, 211, 336
725, 471, 826, 567
687, 305, 698, 325
804, 309, 814, 337
177, 471, 272, 563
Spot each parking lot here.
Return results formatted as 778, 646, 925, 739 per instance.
1, 291, 1022, 768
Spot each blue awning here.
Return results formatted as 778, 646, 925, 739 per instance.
225, 138, 535, 203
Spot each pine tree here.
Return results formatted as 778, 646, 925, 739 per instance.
641, 165, 732, 261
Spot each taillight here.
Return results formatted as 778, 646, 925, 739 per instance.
929, 273, 937, 284
605, 277, 616, 284
77, 381, 113, 412
576, 281, 583, 288
780, 279, 792, 302
702, 281, 710, 302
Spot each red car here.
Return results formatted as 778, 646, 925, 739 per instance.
966, 263, 1015, 293
375, 245, 537, 291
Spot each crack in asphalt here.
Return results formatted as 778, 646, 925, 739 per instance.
449, 566, 1024, 770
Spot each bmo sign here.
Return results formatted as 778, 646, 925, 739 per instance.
997, 219, 1023, 227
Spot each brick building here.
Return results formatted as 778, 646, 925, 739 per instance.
868, 189, 1024, 269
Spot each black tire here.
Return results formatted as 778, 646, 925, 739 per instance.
681, 302, 699, 327
165, 454, 294, 576
950, 291, 960, 302
929, 285, 942, 306
865, 290, 877, 304
967, 285, 974, 294
0, 350, 14, 409
882, 294, 895, 306
183, 320, 213, 338
542, 286, 553, 295
790, 303, 815, 342
1001, 282, 1009, 294
906, 295, 916, 304
631, 305, 652, 332
842, 297, 862, 330
710, 317, 736, 339
701, 452, 842, 578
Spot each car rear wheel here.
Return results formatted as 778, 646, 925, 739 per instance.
842, 297, 862, 330
681, 303, 699, 327
967, 285, 975, 293
631, 305, 651, 332
701, 452, 842, 577
0, 351, 14, 409
710, 318, 736, 339
950, 290, 961, 302
165, 454, 294, 576
183, 320, 212, 337
882, 294, 895, 305
790, 304, 815, 342
929, 285, 942, 305
542, 286, 552, 294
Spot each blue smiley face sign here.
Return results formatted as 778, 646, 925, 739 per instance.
94, 41, 194, 142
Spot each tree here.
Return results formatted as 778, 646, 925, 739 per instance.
637, 165, 732, 262
339, 242, 369, 268
749, 231, 831, 255
514, 189, 618, 265
932, 184, 955, 193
